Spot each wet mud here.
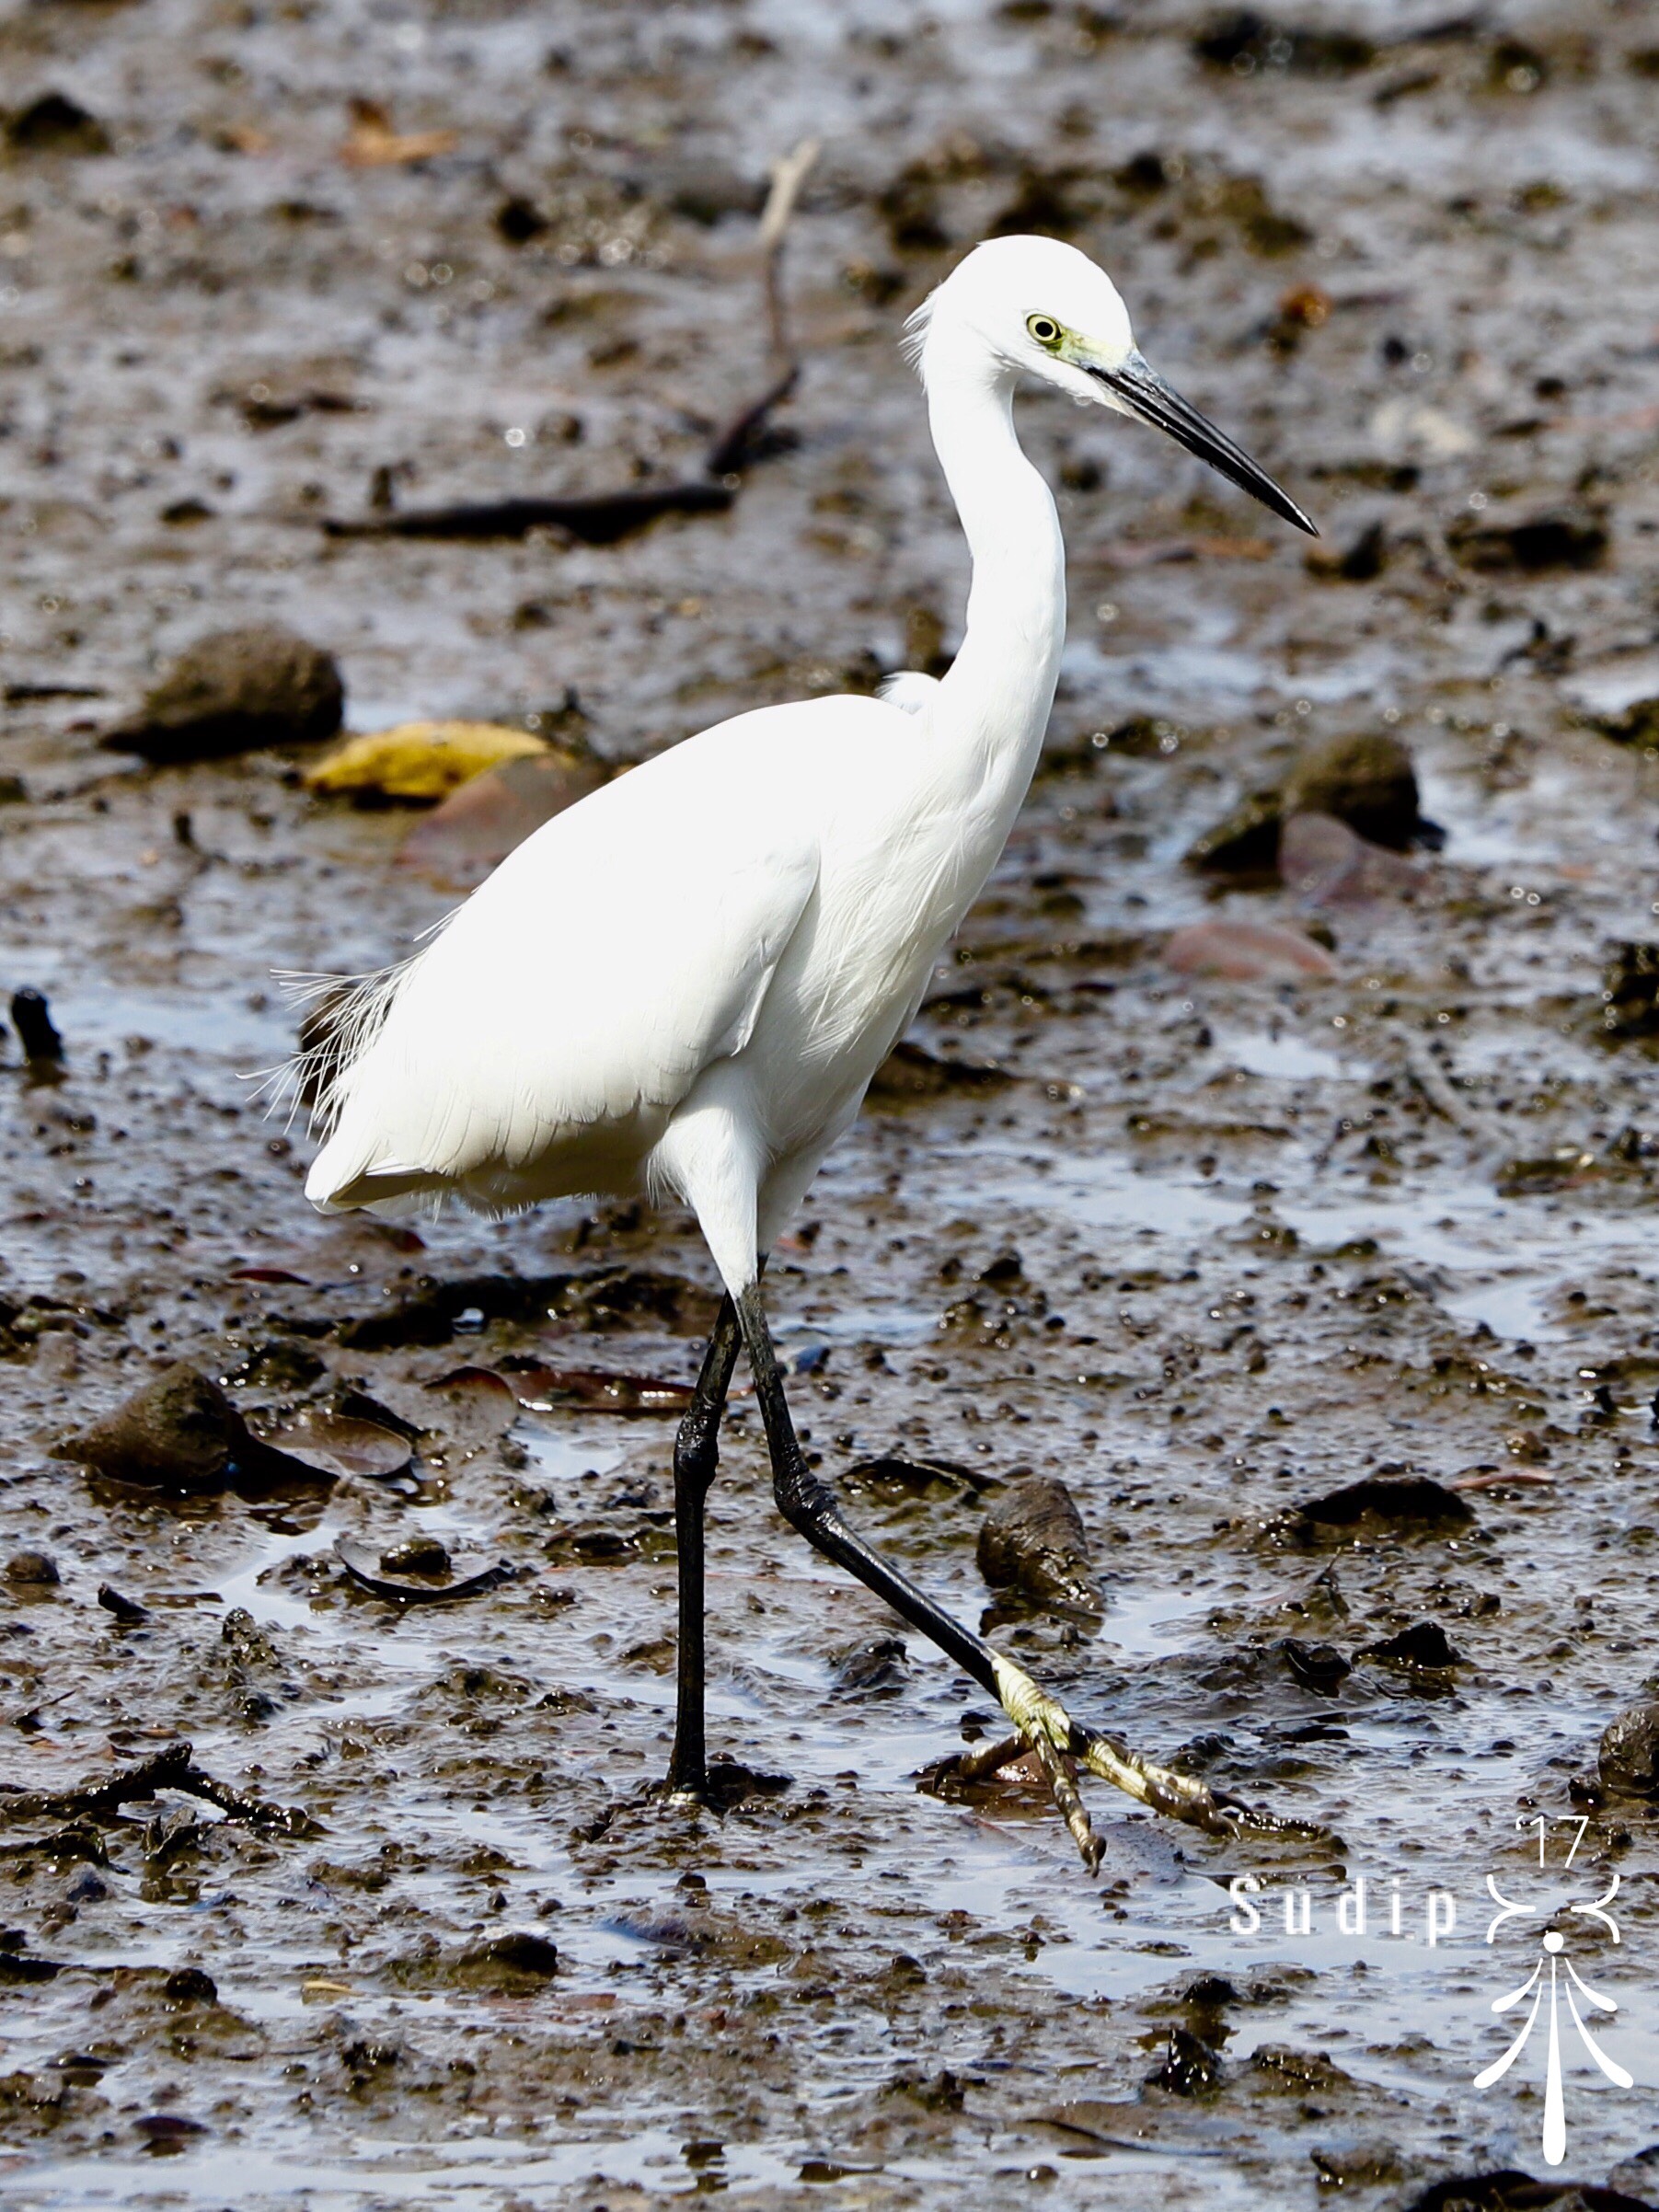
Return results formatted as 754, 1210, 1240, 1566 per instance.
1, 0, 1659, 2205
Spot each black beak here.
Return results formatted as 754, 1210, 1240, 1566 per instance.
1088, 351, 1318, 536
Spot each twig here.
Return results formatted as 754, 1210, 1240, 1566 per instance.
1400, 1044, 1492, 1142
324, 138, 822, 546
0, 1741, 317, 1836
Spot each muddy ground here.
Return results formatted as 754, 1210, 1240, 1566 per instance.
1, 0, 1658, 2204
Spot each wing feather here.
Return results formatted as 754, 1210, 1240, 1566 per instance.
304, 718, 823, 1212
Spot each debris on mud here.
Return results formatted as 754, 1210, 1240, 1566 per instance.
1165, 917, 1336, 981
1600, 942, 1659, 1038
1288, 1474, 1475, 1540
977, 1475, 1103, 1617
305, 720, 560, 803
100, 626, 344, 764
397, 744, 610, 884
1279, 812, 1426, 908
335, 1537, 515, 1605
59, 1365, 271, 1492
1186, 731, 1431, 873
1445, 501, 1609, 574
8, 989, 63, 1067
866, 1040, 1012, 1104
1598, 1701, 1659, 1798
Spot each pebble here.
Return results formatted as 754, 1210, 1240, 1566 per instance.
101, 626, 344, 765
1599, 1701, 1659, 1796
3, 1550, 59, 1586
977, 1476, 1103, 1616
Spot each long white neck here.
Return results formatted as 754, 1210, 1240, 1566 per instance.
925, 355, 1066, 831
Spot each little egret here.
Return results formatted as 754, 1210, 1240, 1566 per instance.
298, 236, 1316, 1866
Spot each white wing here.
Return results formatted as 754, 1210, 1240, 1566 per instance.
305, 704, 833, 1212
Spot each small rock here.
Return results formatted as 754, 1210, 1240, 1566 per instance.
1187, 731, 1427, 873
1165, 917, 1336, 982
102, 627, 343, 764
448, 1931, 559, 1988
1446, 501, 1607, 574
833, 1636, 909, 1694
133, 2114, 207, 2143
1273, 1636, 1350, 1692
867, 1040, 1011, 1105
1146, 2023, 1224, 2096
1282, 732, 1423, 850
1592, 697, 1659, 749
977, 1476, 1103, 1617
1183, 785, 1283, 873
379, 1535, 451, 1579
1292, 1473, 1474, 1538
1363, 1620, 1463, 1671
3, 1551, 59, 1586
1279, 812, 1426, 908
60, 1364, 254, 1491
163, 1966, 218, 2005
1601, 942, 1659, 1038
1599, 1702, 1659, 1797
305, 720, 550, 803
6, 93, 109, 156
97, 1584, 148, 1625
1305, 517, 1387, 582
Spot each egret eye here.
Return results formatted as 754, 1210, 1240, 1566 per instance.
1028, 315, 1061, 346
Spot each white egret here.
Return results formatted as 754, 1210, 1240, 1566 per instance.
298, 236, 1316, 1866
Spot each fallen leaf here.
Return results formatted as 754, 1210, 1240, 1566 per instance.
305, 721, 549, 802
340, 98, 456, 167
1164, 918, 1337, 982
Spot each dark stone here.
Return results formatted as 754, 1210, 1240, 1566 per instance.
163, 1966, 218, 2005
1273, 1636, 1351, 1692
97, 1584, 147, 1626
494, 195, 547, 244
1184, 785, 1283, 873
3, 1550, 59, 1586
1188, 731, 1425, 872
448, 1931, 559, 1987
1601, 943, 1659, 1039
1446, 503, 1607, 574
1292, 1474, 1474, 1537
9, 990, 63, 1064
6, 93, 109, 156
379, 1535, 451, 1579
1599, 1702, 1659, 1797
1192, 12, 1375, 75
61, 1364, 253, 1491
866, 1040, 1012, 1105
977, 1475, 1103, 1616
1363, 1620, 1463, 1671
1283, 732, 1422, 850
1593, 697, 1659, 749
102, 626, 344, 764
1146, 2023, 1224, 2095
833, 1636, 909, 1695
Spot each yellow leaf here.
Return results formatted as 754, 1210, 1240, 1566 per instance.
305, 722, 550, 803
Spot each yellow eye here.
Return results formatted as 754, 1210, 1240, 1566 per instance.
1028, 315, 1061, 346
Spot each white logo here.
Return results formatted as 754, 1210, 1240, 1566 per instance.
1473, 1823, 1631, 2167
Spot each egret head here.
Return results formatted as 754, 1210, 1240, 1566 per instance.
910, 234, 1316, 536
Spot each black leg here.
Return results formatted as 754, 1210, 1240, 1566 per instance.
732, 1282, 1270, 1867
664, 1293, 742, 1800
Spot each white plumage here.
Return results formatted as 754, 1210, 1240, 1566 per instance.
304, 232, 1312, 1305
296, 232, 1316, 1857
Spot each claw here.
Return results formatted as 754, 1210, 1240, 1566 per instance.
985, 1650, 1309, 1855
